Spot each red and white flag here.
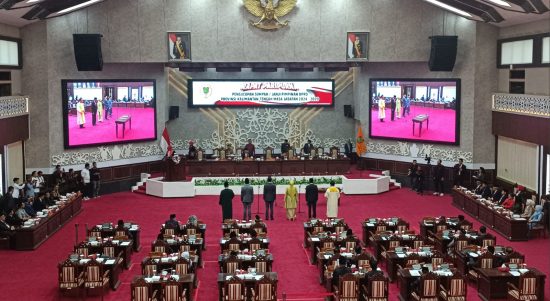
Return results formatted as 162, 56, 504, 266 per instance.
347, 33, 356, 59
160, 127, 174, 157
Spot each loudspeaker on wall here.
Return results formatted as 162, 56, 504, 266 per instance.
169, 106, 180, 120
428, 36, 458, 72
73, 34, 103, 71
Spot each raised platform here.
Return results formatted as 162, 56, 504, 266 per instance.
141, 171, 397, 198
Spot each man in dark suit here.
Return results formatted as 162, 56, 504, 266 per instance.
91, 98, 98, 126
165, 214, 180, 230
491, 186, 503, 203
390, 96, 397, 121
241, 178, 254, 221
453, 158, 466, 187
480, 182, 492, 199
1, 187, 15, 213
263, 176, 276, 220
366, 260, 383, 279
408, 160, 418, 190
305, 178, 319, 218
281, 139, 291, 155
432, 159, 445, 196
331, 256, 351, 288
303, 139, 314, 156
344, 139, 353, 157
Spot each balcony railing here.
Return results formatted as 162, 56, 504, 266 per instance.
0, 96, 29, 119
492, 93, 550, 118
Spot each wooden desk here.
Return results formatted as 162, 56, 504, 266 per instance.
419, 217, 471, 238
303, 219, 349, 248
78, 240, 134, 269
371, 233, 421, 260
152, 238, 204, 265
476, 268, 546, 301
386, 251, 432, 282
186, 159, 351, 177
412, 115, 429, 137
362, 218, 408, 245
15, 195, 82, 250
92, 223, 141, 252
132, 274, 195, 301
219, 237, 270, 252
115, 115, 131, 138
217, 272, 277, 301
218, 254, 274, 272
452, 189, 528, 241
74, 257, 123, 290
221, 222, 266, 235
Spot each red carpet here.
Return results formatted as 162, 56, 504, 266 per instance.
0, 189, 548, 301
371, 106, 457, 143
67, 107, 156, 146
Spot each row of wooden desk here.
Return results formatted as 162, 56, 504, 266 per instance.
187, 159, 350, 177
452, 189, 528, 241
15, 195, 82, 250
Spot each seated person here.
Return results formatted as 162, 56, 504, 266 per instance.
16, 202, 31, 221
23, 199, 36, 218
521, 199, 536, 218
0, 212, 16, 245
6, 209, 23, 227
188, 141, 197, 160
501, 193, 516, 209
491, 186, 503, 202
253, 215, 262, 224
477, 226, 488, 240
165, 214, 180, 230
187, 215, 198, 226
354, 245, 363, 256
331, 256, 351, 288
474, 181, 483, 195
281, 139, 291, 155
447, 228, 466, 254
117, 219, 125, 228
250, 229, 258, 239
244, 139, 255, 157
496, 189, 508, 205
33, 194, 47, 212
366, 259, 383, 278
528, 205, 544, 229
43, 191, 56, 207
229, 231, 239, 240
411, 266, 430, 293
468, 245, 495, 268
480, 182, 492, 199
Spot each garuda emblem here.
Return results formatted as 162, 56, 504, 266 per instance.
243, 0, 297, 30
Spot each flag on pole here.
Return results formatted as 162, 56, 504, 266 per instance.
160, 126, 174, 157
356, 125, 367, 156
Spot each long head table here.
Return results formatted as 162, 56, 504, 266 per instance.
452, 189, 528, 241
187, 159, 350, 177
15, 194, 83, 250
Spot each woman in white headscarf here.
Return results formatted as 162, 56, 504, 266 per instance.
325, 181, 340, 218
528, 205, 543, 229
521, 198, 535, 218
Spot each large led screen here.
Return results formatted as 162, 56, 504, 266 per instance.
188, 79, 334, 107
369, 79, 460, 145
62, 80, 157, 149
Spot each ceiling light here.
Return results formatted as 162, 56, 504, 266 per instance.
486, 0, 512, 7
425, 0, 473, 17
56, 0, 102, 15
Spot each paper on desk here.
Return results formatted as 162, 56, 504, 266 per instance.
519, 269, 529, 274
366, 223, 375, 227
105, 259, 116, 265
324, 254, 332, 259
409, 270, 421, 277
96, 258, 105, 263
509, 271, 521, 277
514, 218, 526, 221
152, 276, 161, 281
79, 259, 91, 264
469, 252, 479, 258
311, 238, 320, 242
397, 253, 406, 258
254, 275, 264, 280
120, 241, 131, 246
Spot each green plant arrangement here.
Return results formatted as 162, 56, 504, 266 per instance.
194, 177, 342, 187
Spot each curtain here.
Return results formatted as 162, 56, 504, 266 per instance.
497, 136, 538, 190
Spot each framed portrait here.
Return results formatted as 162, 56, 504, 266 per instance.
167, 31, 191, 61
346, 32, 369, 61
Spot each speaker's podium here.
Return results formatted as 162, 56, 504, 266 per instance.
164, 156, 186, 182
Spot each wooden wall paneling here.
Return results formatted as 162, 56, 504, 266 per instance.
149, 161, 164, 173
0, 115, 29, 146
99, 168, 113, 182
131, 163, 149, 176
113, 166, 132, 179
377, 160, 394, 173
492, 112, 550, 149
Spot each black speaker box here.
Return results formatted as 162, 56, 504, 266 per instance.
73, 34, 103, 71
169, 106, 180, 120
428, 36, 458, 72
343, 105, 354, 118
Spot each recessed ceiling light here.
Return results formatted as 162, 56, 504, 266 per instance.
486, 0, 511, 7
56, 0, 102, 15
425, 0, 473, 17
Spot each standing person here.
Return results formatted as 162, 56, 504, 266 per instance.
281, 139, 291, 156
3, 187, 15, 212
408, 160, 418, 190
305, 178, 319, 218
390, 96, 396, 121
188, 141, 197, 160
377, 96, 386, 122
263, 176, 276, 220
325, 181, 340, 218
244, 139, 255, 158
303, 139, 314, 156
241, 178, 254, 221
284, 181, 298, 221
91, 98, 98, 126
12, 178, 24, 201
344, 139, 353, 158
24, 176, 35, 200
433, 159, 445, 196
395, 97, 402, 119
81, 163, 91, 200
36, 171, 45, 194
76, 98, 86, 128
453, 158, 466, 187
104, 96, 112, 120
97, 98, 104, 123
90, 162, 101, 198
415, 166, 424, 195
219, 181, 235, 222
